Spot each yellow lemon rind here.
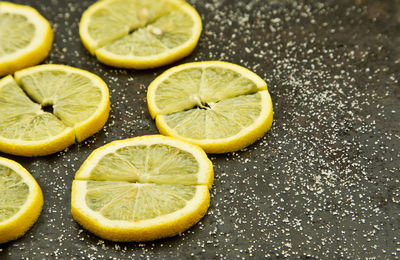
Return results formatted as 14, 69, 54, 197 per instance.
0, 157, 43, 244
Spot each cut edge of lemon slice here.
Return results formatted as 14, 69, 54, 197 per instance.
14, 64, 111, 143
74, 135, 214, 188
155, 90, 274, 154
0, 128, 76, 157
0, 157, 43, 244
71, 180, 210, 242
147, 61, 268, 119
79, 0, 202, 69
0, 2, 53, 76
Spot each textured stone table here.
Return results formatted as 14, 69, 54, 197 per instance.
1, 0, 399, 258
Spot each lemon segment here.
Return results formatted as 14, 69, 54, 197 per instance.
147, 61, 274, 153
71, 135, 213, 242
79, 0, 202, 69
0, 157, 43, 244
156, 91, 273, 153
0, 65, 110, 157
0, 2, 53, 76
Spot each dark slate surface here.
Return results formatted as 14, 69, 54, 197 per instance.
1, 0, 399, 258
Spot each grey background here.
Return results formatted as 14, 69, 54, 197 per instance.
1, 0, 399, 258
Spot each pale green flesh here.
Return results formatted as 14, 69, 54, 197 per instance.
154, 67, 266, 115
85, 181, 196, 221
87, 0, 173, 49
90, 144, 199, 185
0, 165, 29, 222
0, 78, 68, 141
161, 92, 264, 140
100, 10, 194, 56
81, 143, 204, 221
87, 0, 195, 55
0, 12, 35, 57
16, 70, 103, 127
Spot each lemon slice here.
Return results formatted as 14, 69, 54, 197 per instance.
0, 156, 43, 244
71, 135, 213, 242
147, 61, 274, 153
0, 64, 110, 157
0, 2, 53, 76
79, 0, 202, 69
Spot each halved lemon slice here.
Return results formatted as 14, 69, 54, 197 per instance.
0, 2, 53, 76
0, 156, 43, 244
147, 61, 274, 153
71, 135, 213, 242
79, 0, 202, 69
0, 64, 110, 157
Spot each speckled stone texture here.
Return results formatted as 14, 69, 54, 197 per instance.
1, 0, 399, 258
